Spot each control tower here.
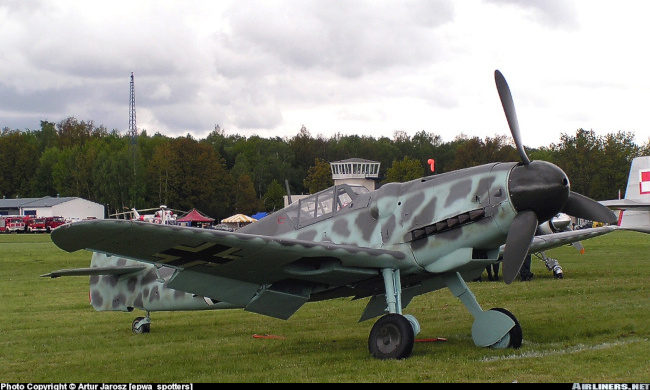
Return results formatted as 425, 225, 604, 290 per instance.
284, 158, 381, 207
330, 158, 381, 191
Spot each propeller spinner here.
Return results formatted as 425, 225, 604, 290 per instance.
494, 70, 617, 284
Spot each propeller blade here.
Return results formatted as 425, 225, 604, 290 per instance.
503, 210, 538, 284
494, 70, 530, 165
562, 192, 618, 224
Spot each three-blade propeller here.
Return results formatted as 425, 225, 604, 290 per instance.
494, 70, 617, 284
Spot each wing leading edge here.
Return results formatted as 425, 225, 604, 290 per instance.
51, 219, 406, 319
496, 225, 618, 257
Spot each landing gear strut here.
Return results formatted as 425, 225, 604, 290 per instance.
367, 270, 523, 359
536, 252, 564, 278
443, 272, 522, 349
367, 269, 420, 359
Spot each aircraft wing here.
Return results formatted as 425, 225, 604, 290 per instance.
526, 226, 618, 255
51, 219, 406, 319
496, 226, 618, 257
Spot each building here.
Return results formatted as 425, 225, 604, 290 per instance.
330, 158, 381, 190
284, 158, 381, 207
0, 196, 105, 220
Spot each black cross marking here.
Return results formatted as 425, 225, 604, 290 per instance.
152, 242, 242, 268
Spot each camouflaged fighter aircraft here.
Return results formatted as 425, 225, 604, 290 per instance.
45, 70, 622, 360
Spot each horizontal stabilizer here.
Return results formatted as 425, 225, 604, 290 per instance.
41, 265, 146, 278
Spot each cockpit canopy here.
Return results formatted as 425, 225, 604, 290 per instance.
288, 184, 369, 228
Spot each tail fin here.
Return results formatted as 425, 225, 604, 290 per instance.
601, 156, 650, 233
88, 252, 151, 311
44, 253, 235, 313
87, 253, 227, 312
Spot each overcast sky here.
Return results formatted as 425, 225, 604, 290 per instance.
2, 0, 649, 147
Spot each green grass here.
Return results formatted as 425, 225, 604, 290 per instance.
0, 231, 648, 383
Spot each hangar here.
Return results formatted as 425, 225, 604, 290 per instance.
0, 196, 105, 220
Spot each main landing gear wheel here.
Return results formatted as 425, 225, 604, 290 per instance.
368, 313, 415, 360
490, 308, 522, 349
132, 316, 151, 334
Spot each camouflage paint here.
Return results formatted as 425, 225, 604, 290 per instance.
240, 161, 516, 275
88, 252, 238, 312
52, 161, 541, 319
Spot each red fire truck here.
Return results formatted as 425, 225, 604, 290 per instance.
44, 216, 66, 232
25, 217, 48, 233
0, 216, 26, 233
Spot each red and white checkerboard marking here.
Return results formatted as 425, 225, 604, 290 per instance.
640, 170, 650, 194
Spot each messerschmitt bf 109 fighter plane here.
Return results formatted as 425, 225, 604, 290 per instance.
46, 70, 622, 360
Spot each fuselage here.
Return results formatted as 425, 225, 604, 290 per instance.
82, 160, 572, 313
240, 162, 519, 275
241, 159, 570, 278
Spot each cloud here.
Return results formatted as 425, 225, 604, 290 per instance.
486, 0, 579, 29
2, 0, 650, 148
217, 0, 452, 78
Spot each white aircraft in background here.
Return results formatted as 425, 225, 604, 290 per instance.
601, 155, 650, 232
533, 156, 650, 279
111, 205, 179, 225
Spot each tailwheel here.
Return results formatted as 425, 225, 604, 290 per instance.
132, 316, 151, 334
489, 308, 522, 349
368, 313, 415, 360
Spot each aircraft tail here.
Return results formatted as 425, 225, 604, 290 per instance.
86, 253, 153, 311
601, 156, 650, 233
88, 253, 228, 312
44, 252, 233, 312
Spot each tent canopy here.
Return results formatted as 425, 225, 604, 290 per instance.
221, 214, 257, 223
251, 211, 268, 220
177, 208, 214, 222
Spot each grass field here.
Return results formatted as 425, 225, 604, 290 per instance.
0, 231, 648, 383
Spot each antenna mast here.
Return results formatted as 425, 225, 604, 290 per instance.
129, 72, 137, 141
128, 72, 139, 209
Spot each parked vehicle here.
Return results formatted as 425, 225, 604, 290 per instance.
25, 217, 48, 233
44, 216, 66, 232
0, 216, 25, 233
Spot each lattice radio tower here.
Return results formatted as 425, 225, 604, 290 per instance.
129, 72, 137, 141
128, 72, 138, 196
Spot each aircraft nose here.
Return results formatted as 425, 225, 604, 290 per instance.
507, 161, 570, 223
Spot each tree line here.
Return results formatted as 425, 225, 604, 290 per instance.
1, 118, 647, 222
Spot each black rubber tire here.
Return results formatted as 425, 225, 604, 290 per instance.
490, 307, 522, 349
368, 313, 415, 360
132, 316, 151, 334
